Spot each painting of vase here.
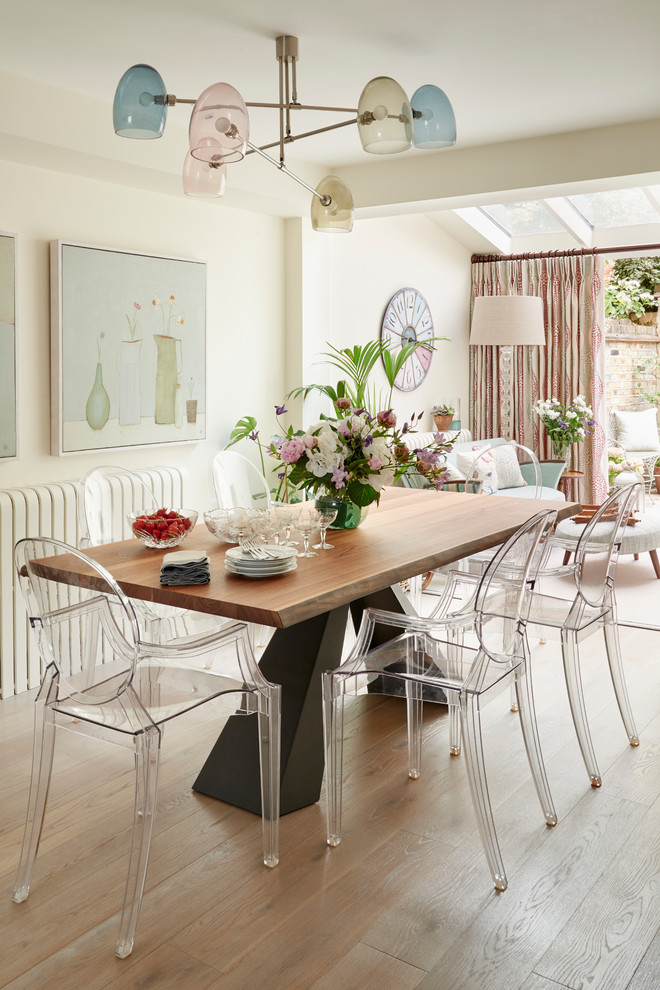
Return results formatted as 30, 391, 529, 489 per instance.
0, 233, 17, 460
86, 362, 110, 430
51, 241, 207, 454
154, 334, 181, 424
119, 338, 142, 426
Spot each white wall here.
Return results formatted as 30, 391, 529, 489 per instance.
323, 213, 472, 430
0, 158, 286, 509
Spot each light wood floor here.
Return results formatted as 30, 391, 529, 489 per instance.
1, 589, 660, 988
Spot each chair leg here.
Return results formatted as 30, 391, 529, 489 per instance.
460, 692, 507, 891
406, 679, 423, 779
115, 726, 161, 959
449, 703, 461, 756
257, 685, 281, 868
323, 671, 345, 847
561, 630, 602, 787
603, 616, 639, 747
13, 683, 57, 904
514, 666, 557, 826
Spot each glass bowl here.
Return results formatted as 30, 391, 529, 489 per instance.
204, 506, 275, 546
127, 509, 198, 549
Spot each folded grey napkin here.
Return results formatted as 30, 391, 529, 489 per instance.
160, 550, 210, 586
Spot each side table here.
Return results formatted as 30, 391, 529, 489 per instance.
559, 469, 584, 501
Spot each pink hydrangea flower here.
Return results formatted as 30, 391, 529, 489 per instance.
368, 455, 383, 471
280, 437, 306, 464
303, 433, 318, 449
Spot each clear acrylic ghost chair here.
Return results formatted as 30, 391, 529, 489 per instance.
212, 451, 271, 510
13, 537, 280, 959
323, 509, 558, 892
78, 465, 218, 642
524, 480, 642, 787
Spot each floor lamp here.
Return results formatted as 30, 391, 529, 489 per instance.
470, 295, 545, 441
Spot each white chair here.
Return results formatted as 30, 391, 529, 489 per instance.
212, 451, 271, 510
13, 537, 281, 958
609, 408, 660, 501
323, 509, 558, 892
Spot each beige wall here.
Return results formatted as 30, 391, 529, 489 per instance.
0, 158, 286, 508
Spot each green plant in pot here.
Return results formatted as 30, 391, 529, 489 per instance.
430, 403, 455, 431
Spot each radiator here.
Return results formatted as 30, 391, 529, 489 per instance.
0, 466, 187, 699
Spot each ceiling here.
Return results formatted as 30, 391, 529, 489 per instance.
3, 0, 660, 167
3, 0, 660, 251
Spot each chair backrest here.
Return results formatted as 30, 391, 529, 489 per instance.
78, 466, 158, 547
573, 481, 642, 608
212, 451, 271, 510
474, 509, 557, 662
15, 537, 140, 704
465, 441, 542, 497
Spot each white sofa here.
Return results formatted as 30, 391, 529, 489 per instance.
401, 431, 566, 501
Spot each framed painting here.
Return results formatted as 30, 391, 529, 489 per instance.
0, 232, 17, 461
51, 241, 207, 455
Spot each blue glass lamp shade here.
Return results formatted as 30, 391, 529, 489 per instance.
411, 85, 456, 149
311, 176, 354, 233
189, 83, 249, 164
357, 76, 412, 154
113, 64, 168, 139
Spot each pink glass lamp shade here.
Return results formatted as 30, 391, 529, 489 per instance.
182, 152, 227, 197
357, 76, 412, 154
311, 176, 354, 233
189, 82, 249, 164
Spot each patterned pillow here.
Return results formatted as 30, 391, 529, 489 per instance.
493, 445, 527, 489
456, 446, 499, 494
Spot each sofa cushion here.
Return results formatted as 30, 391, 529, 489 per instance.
612, 408, 660, 452
456, 446, 499, 494
493, 445, 527, 489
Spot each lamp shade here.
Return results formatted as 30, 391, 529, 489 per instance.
470, 295, 545, 346
311, 176, 354, 233
113, 64, 168, 139
411, 84, 456, 149
357, 76, 412, 155
189, 83, 249, 164
182, 153, 226, 198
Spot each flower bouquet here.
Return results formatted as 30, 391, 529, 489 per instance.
533, 394, 594, 461
607, 447, 643, 489
228, 403, 454, 517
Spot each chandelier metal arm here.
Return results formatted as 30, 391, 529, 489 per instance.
247, 117, 358, 155
247, 141, 332, 206
157, 95, 358, 113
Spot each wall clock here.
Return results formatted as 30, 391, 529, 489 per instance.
380, 287, 434, 391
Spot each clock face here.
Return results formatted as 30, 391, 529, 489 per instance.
381, 288, 434, 392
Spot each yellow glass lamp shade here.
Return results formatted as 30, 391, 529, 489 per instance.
311, 176, 354, 233
182, 152, 226, 197
357, 76, 412, 154
189, 82, 249, 164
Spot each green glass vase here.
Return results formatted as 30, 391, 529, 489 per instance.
315, 494, 368, 530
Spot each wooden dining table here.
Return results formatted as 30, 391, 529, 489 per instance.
54, 487, 579, 815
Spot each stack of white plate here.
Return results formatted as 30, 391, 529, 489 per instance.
225, 544, 298, 578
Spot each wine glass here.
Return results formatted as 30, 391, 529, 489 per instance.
313, 505, 337, 549
274, 503, 301, 547
296, 506, 321, 557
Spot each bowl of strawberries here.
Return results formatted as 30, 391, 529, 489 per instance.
127, 508, 198, 549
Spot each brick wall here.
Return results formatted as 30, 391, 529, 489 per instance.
605, 318, 660, 416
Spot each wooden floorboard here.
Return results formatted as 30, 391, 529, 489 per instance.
1, 620, 660, 990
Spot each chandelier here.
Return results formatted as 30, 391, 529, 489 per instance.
113, 36, 456, 233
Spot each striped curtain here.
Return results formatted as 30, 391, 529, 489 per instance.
470, 254, 607, 502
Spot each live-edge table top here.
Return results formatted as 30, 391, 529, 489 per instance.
60, 487, 579, 630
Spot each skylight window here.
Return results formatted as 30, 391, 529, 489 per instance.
567, 189, 660, 228
480, 201, 565, 236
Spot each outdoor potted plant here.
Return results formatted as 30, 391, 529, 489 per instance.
605, 257, 660, 325
431, 403, 455, 431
